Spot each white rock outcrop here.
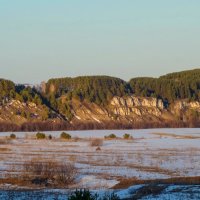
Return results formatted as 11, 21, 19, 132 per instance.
110, 96, 164, 117
173, 100, 200, 111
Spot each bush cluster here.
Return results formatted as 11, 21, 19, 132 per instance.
123, 133, 132, 139
10, 133, 16, 139
104, 134, 117, 139
69, 189, 120, 200
36, 132, 46, 139
60, 132, 71, 139
23, 160, 76, 186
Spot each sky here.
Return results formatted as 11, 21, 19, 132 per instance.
0, 0, 200, 84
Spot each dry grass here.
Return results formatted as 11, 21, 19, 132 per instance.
130, 184, 167, 200
73, 136, 81, 142
113, 176, 200, 189
0, 138, 12, 144
1, 159, 77, 188
24, 133, 35, 139
152, 132, 200, 139
90, 138, 103, 147
22, 159, 77, 186
68, 155, 77, 162
0, 177, 29, 187
0, 147, 10, 152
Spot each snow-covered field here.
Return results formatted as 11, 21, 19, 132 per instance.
0, 128, 200, 199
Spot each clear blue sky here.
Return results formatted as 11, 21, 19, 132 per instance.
0, 0, 200, 83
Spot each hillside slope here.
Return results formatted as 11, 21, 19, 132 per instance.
0, 69, 200, 131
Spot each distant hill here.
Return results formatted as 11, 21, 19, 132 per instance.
0, 68, 200, 131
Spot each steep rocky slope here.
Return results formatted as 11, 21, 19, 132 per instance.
0, 100, 60, 125
0, 94, 200, 131
56, 96, 200, 125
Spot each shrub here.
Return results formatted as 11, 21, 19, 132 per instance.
69, 189, 98, 200
48, 134, 52, 140
104, 134, 117, 139
36, 132, 46, 139
10, 133, 16, 139
123, 133, 131, 139
68, 190, 120, 200
90, 138, 103, 147
96, 147, 101, 151
101, 193, 120, 200
60, 132, 71, 140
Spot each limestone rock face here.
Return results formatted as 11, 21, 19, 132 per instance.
172, 100, 200, 113
111, 96, 164, 109
189, 101, 200, 109
110, 96, 164, 117
174, 100, 200, 111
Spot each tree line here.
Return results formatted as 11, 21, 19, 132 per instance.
0, 79, 44, 106
129, 68, 200, 103
44, 69, 200, 109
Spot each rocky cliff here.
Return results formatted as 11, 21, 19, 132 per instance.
59, 96, 200, 125
0, 95, 200, 130
110, 96, 164, 117
0, 100, 60, 125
